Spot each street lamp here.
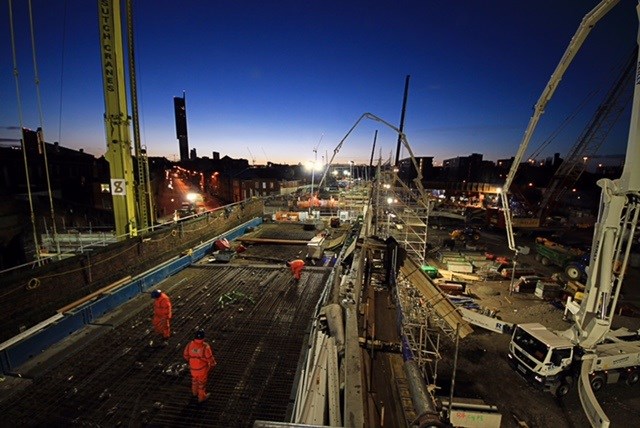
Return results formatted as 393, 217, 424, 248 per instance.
186, 193, 197, 203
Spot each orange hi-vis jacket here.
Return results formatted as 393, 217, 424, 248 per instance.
183, 339, 217, 371
290, 259, 305, 275
154, 292, 172, 319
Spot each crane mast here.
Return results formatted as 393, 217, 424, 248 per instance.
98, 0, 138, 238
537, 51, 635, 222
126, 0, 153, 231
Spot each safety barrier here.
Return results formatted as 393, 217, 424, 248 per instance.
0, 217, 262, 375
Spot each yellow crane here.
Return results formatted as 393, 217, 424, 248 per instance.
97, 0, 149, 238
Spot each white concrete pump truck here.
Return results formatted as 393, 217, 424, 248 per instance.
482, 1, 640, 426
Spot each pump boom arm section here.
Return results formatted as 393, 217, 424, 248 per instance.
562, 4, 640, 348
500, 0, 620, 253
317, 112, 431, 212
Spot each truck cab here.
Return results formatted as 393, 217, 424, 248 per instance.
507, 323, 575, 395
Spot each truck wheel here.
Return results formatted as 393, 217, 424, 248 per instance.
541, 257, 551, 266
472, 233, 480, 241
590, 374, 606, 391
626, 371, 639, 386
565, 265, 581, 280
555, 382, 571, 398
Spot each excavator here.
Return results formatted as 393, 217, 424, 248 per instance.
465, 1, 640, 427
449, 227, 481, 243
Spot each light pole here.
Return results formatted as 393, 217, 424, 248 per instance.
349, 161, 354, 184
307, 157, 322, 216
386, 195, 396, 238
309, 161, 315, 216
308, 135, 323, 217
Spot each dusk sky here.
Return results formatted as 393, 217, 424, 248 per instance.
1, 0, 637, 166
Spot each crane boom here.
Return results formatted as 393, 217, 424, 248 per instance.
501, 0, 620, 253
98, 0, 138, 238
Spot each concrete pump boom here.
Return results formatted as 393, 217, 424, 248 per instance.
500, 2, 640, 427
500, 0, 620, 255
561, 3, 640, 348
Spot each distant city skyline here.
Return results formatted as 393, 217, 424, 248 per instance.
0, 1, 636, 166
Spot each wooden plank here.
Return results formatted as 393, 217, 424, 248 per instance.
57, 276, 132, 314
299, 335, 328, 424
237, 237, 309, 245
327, 337, 342, 427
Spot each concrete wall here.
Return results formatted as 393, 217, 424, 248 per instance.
0, 199, 263, 342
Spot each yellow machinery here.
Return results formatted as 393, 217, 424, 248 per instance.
97, 0, 152, 237
98, 0, 137, 237
450, 227, 480, 242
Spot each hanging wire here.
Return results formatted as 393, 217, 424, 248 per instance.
57, 0, 68, 146
28, 0, 61, 259
528, 49, 630, 163
528, 87, 600, 161
7, 0, 42, 266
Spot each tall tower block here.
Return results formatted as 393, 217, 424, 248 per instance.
174, 92, 188, 162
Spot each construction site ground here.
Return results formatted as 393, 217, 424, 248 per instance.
2, 218, 640, 427
0, 222, 333, 427
425, 227, 640, 427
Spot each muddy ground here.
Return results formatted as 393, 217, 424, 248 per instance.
426, 227, 640, 427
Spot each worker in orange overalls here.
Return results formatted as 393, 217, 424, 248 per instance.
287, 259, 306, 281
151, 289, 172, 341
183, 329, 217, 402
